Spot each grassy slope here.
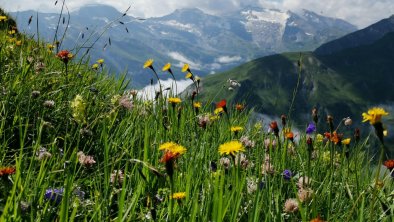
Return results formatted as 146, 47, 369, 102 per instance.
1, 10, 394, 222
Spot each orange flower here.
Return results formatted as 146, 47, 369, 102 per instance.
285, 132, 294, 141
330, 132, 342, 144
160, 151, 180, 163
310, 215, 325, 222
235, 104, 244, 111
384, 160, 394, 170
0, 167, 16, 176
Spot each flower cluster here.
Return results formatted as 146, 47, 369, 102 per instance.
70, 94, 86, 124
77, 151, 96, 167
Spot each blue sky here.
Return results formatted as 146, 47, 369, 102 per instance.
1, 0, 393, 28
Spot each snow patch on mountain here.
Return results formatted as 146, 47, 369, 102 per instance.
242, 9, 289, 24
92, 17, 110, 23
160, 20, 202, 36
241, 9, 290, 48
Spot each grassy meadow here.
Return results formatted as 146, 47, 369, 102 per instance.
1, 9, 394, 222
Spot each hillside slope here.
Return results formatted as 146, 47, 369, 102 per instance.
196, 30, 394, 126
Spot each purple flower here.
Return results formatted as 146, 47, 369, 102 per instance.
283, 169, 292, 180
44, 188, 64, 204
306, 123, 316, 135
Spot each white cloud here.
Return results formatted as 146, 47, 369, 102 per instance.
216, 55, 242, 64
1, 0, 393, 28
168, 51, 202, 70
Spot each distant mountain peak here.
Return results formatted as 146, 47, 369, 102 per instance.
74, 4, 121, 18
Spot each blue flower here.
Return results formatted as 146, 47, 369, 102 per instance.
306, 123, 316, 135
283, 169, 292, 180
44, 188, 64, 205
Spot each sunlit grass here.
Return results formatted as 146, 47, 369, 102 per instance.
0, 10, 394, 222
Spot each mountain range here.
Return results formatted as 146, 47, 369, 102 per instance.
195, 15, 394, 135
11, 4, 356, 87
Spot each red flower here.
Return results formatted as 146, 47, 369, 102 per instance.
56, 50, 73, 64
270, 121, 278, 130
0, 167, 16, 177
384, 160, 394, 170
216, 99, 226, 109
269, 121, 279, 136
216, 99, 227, 113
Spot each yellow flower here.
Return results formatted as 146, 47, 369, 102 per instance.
47, 44, 54, 50
70, 94, 86, 124
195, 76, 201, 81
322, 151, 340, 163
193, 102, 201, 108
8, 30, 16, 35
316, 134, 324, 143
185, 72, 193, 79
7, 37, 16, 43
159, 142, 177, 151
92, 64, 99, 70
15, 40, 22, 46
219, 141, 245, 156
342, 138, 351, 145
182, 63, 190, 72
254, 122, 262, 131
282, 127, 291, 135
210, 115, 220, 121
214, 107, 224, 115
111, 94, 122, 105
168, 97, 181, 104
162, 63, 171, 72
159, 142, 186, 155
0, 16, 8, 22
97, 59, 104, 64
362, 107, 389, 125
230, 126, 243, 132
384, 129, 388, 137
143, 59, 154, 69
171, 192, 186, 200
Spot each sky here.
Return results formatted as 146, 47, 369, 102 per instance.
1, 0, 393, 28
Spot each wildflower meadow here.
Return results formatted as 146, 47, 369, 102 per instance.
1, 8, 394, 222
